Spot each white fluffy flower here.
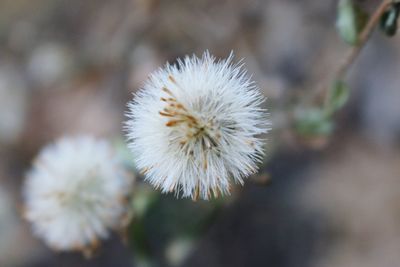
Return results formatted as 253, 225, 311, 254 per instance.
23, 136, 133, 252
126, 51, 269, 200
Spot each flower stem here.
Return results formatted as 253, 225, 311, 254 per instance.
301, 0, 393, 108
335, 0, 393, 80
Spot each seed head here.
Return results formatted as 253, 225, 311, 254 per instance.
23, 136, 133, 253
126, 51, 269, 200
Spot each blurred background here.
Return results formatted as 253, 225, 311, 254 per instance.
1, 0, 400, 266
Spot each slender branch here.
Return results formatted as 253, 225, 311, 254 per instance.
290, 0, 396, 139
335, 0, 393, 80
299, 0, 393, 108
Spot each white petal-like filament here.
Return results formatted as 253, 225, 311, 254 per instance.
126, 51, 269, 200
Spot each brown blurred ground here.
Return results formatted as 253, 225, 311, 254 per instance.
1, 0, 400, 267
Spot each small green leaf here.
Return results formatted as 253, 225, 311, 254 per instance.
337, 0, 368, 45
325, 80, 350, 115
295, 108, 334, 137
337, 0, 358, 45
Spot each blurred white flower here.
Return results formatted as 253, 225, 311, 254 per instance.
126, 51, 269, 200
23, 136, 133, 253
27, 42, 75, 89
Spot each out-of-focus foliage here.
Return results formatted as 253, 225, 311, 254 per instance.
325, 80, 350, 115
295, 108, 334, 137
380, 2, 400, 36
336, 0, 368, 45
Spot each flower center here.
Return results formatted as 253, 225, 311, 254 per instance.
47, 171, 105, 210
158, 77, 222, 159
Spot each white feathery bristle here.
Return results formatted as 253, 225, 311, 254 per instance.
126, 51, 270, 200
23, 136, 133, 251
